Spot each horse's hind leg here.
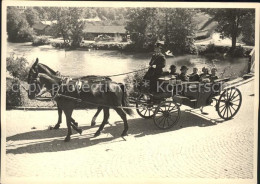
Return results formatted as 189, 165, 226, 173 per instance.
114, 108, 128, 137
64, 108, 73, 142
53, 106, 62, 129
94, 107, 109, 137
91, 106, 103, 126
71, 117, 78, 127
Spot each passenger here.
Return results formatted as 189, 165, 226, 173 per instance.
169, 65, 179, 78
209, 68, 218, 82
199, 67, 210, 82
189, 67, 199, 81
178, 66, 189, 81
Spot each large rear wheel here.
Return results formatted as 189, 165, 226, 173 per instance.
216, 87, 242, 120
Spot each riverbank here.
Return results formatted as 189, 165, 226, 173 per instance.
30, 36, 253, 57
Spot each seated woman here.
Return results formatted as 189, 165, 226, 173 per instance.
199, 67, 210, 83
178, 66, 189, 81
189, 67, 199, 81
169, 65, 179, 78
209, 68, 218, 82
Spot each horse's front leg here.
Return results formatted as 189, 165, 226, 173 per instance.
64, 109, 73, 142
53, 106, 62, 129
94, 108, 109, 137
91, 106, 103, 126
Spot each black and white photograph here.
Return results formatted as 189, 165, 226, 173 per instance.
1, 1, 259, 183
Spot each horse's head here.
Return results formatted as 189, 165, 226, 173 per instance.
27, 58, 42, 99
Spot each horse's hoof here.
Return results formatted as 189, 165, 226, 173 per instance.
53, 125, 60, 130
121, 132, 128, 137
74, 122, 78, 127
78, 129, 83, 135
94, 131, 100, 137
64, 136, 71, 142
91, 122, 96, 127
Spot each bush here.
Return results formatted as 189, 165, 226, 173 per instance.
7, 7, 34, 42
32, 36, 50, 46
51, 42, 70, 48
123, 65, 147, 97
6, 78, 22, 108
6, 54, 29, 81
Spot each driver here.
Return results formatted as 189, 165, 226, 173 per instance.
143, 41, 166, 92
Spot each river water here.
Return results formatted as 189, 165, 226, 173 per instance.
7, 42, 248, 82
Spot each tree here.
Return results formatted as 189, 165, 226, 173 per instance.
162, 8, 197, 54
126, 8, 197, 54
68, 8, 85, 47
7, 7, 34, 42
125, 8, 159, 51
205, 8, 255, 50
24, 7, 39, 27
241, 9, 255, 46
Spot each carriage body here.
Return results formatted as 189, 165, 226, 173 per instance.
136, 76, 242, 129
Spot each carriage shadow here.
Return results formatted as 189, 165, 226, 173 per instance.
6, 111, 224, 155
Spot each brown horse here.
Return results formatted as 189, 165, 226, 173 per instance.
27, 60, 133, 142
29, 58, 107, 129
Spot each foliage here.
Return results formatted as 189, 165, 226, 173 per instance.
32, 36, 50, 46
241, 10, 255, 46
6, 78, 22, 107
163, 9, 197, 55
6, 54, 29, 81
68, 8, 85, 48
7, 7, 34, 42
24, 7, 39, 27
197, 43, 252, 57
124, 66, 147, 97
202, 9, 255, 49
125, 8, 159, 51
125, 8, 197, 54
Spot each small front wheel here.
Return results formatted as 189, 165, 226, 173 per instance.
136, 94, 155, 119
153, 101, 180, 129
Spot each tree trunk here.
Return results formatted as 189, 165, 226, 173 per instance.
231, 33, 237, 50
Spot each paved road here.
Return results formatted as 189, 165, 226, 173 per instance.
4, 80, 256, 180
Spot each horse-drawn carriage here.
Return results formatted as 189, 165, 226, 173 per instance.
26, 59, 243, 141
135, 75, 242, 129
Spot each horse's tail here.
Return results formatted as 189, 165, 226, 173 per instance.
119, 83, 134, 116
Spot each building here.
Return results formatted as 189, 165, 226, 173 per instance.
32, 22, 50, 35
16, 6, 26, 13
32, 21, 56, 35
83, 25, 127, 41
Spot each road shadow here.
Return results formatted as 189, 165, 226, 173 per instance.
6, 111, 224, 155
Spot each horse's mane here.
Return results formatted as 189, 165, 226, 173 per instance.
38, 63, 57, 75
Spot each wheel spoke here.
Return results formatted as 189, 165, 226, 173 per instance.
219, 104, 225, 109
169, 115, 177, 123
231, 104, 239, 107
166, 118, 170, 127
158, 117, 165, 125
230, 105, 236, 112
223, 107, 227, 117
144, 110, 147, 116
228, 106, 233, 117
163, 118, 166, 128
230, 94, 239, 101
220, 105, 226, 114
229, 90, 237, 100
226, 106, 229, 118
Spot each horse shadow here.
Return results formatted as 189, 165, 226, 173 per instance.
6, 111, 225, 155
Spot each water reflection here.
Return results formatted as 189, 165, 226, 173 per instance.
7, 42, 248, 82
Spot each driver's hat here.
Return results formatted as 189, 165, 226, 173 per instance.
154, 41, 164, 48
